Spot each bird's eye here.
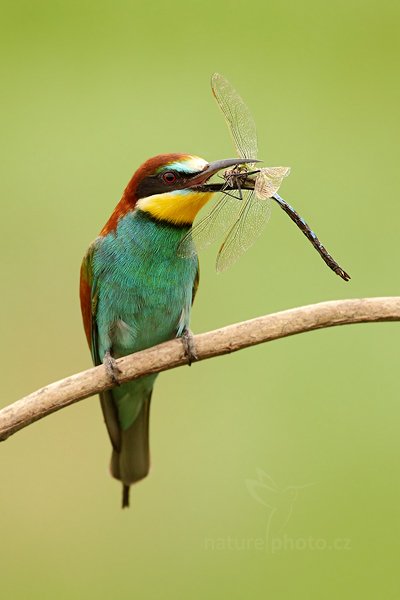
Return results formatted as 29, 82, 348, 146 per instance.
162, 171, 177, 184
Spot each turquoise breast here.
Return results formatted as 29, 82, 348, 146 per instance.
92, 209, 198, 429
93, 209, 198, 358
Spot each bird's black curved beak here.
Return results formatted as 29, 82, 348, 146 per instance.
188, 157, 260, 188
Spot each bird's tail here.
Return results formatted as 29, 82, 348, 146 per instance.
101, 387, 152, 508
122, 484, 130, 508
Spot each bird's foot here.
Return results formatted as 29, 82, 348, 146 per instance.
181, 328, 198, 366
103, 350, 122, 385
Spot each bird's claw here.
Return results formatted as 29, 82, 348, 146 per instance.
104, 350, 122, 385
181, 328, 198, 366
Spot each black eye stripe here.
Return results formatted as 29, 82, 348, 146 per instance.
136, 169, 198, 199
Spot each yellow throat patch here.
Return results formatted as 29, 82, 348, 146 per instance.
136, 189, 214, 225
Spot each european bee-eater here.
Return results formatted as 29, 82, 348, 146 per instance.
80, 153, 253, 507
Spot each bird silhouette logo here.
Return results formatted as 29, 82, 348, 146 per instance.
245, 469, 313, 549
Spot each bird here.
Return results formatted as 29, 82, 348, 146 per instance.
80, 153, 253, 507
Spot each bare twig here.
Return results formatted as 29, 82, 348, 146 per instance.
1, 297, 399, 442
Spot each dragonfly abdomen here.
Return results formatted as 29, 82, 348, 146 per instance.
272, 194, 350, 282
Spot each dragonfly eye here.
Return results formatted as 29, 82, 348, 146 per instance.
162, 171, 177, 184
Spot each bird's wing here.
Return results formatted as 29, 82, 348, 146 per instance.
79, 240, 100, 365
192, 265, 200, 305
80, 239, 122, 452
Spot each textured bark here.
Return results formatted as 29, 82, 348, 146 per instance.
1, 297, 399, 441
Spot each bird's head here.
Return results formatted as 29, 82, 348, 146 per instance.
101, 153, 255, 235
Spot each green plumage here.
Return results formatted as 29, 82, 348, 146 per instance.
82, 209, 198, 503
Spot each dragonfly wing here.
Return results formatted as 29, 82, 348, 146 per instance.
177, 192, 242, 258
216, 191, 272, 272
255, 167, 291, 199
211, 73, 258, 162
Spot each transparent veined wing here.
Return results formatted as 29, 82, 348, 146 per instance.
177, 191, 242, 259
211, 73, 258, 163
216, 190, 272, 272
254, 166, 291, 199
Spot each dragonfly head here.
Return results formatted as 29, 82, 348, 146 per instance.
132, 154, 258, 226
187, 157, 259, 187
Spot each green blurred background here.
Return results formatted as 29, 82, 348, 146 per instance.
1, 0, 399, 598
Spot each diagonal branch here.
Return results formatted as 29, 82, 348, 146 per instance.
1, 297, 399, 442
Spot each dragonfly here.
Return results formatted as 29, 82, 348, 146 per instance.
179, 73, 350, 281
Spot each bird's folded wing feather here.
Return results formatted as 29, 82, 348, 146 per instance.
80, 240, 122, 451
79, 240, 100, 366
192, 266, 200, 305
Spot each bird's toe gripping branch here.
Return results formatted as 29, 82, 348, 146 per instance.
181, 328, 198, 366
103, 350, 122, 385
